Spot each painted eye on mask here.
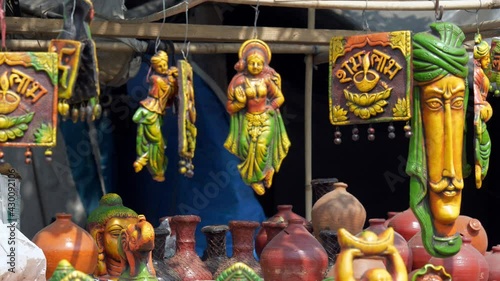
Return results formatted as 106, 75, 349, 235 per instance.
451, 97, 464, 109
425, 98, 443, 110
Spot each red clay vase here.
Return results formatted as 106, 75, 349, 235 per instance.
387, 208, 421, 241
408, 231, 432, 271
384, 211, 399, 227
164, 215, 212, 281
455, 215, 488, 255
428, 237, 481, 281
311, 182, 366, 241
214, 220, 262, 278
363, 218, 413, 272
260, 219, 328, 281
255, 205, 312, 257
32, 213, 98, 279
201, 224, 229, 275
485, 245, 500, 281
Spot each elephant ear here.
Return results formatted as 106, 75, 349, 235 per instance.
117, 229, 128, 262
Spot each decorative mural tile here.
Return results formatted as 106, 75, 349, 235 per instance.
329, 31, 412, 125
177, 59, 196, 177
0, 52, 58, 147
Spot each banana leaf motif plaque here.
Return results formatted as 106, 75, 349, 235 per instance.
329, 31, 412, 125
177, 60, 197, 177
489, 38, 500, 88
0, 52, 58, 147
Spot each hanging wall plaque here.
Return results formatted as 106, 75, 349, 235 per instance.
329, 31, 412, 126
489, 37, 500, 92
177, 60, 197, 178
0, 52, 58, 154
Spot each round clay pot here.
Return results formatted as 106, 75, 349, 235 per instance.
455, 215, 488, 255
311, 182, 366, 241
485, 245, 500, 281
384, 211, 399, 227
408, 231, 432, 271
387, 208, 420, 242
32, 213, 98, 279
260, 219, 328, 281
428, 237, 481, 281
255, 205, 312, 257
364, 218, 413, 273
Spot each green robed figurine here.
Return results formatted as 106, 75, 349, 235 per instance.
407, 22, 469, 257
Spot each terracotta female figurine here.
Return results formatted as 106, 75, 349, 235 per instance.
133, 51, 178, 182
473, 33, 493, 189
87, 193, 139, 279
407, 22, 469, 257
224, 39, 291, 195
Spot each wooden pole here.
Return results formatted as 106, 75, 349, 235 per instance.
305, 8, 315, 221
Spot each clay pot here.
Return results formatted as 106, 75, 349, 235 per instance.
455, 215, 488, 255
428, 237, 481, 281
485, 245, 500, 281
201, 225, 229, 275
260, 219, 328, 281
311, 182, 366, 241
164, 215, 212, 281
319, 230, 340, 272
384, 211, 399, 227
311, 177, 338, 203
32, 213, 98, 279
215, 221, 262, 278
255, 205, 312, 257
387, 208, 420, 241
261, 221, 286, 244
364, 218, 413, 272
408, 231, 432, 271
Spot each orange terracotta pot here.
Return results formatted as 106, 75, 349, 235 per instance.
455, 215, 488, 255
32, 213, 98, 279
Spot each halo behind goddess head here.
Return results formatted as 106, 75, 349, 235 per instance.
239, 39, 272, 65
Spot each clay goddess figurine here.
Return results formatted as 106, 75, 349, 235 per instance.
224, 39, 291, 195
87, 193, 139, 279
133, 50, 178, 182
118, 215, 157, 281
407, 22, 469, 257
473, 33, 493, 189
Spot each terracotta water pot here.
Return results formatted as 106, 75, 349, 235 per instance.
364, 218, 413, 272
255, 205, 312, 257
32, 213, 98, 279
455, 215, 488, 255
164, 215, 212, 281
408, 231, 431, 271
387, 208, 420, 241
485, 245, 500, 281
260, 219, 328, 281
201, 225, 229, 275
428, 237, 481, 281
311, 182, 366, 241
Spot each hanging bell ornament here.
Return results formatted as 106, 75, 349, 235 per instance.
79, 104, 87, 122
404, 123, 412, 138
351, 126, 359, 141
367, 126, 375, 141
93, 103, 102, 120
71, 107, 79, 123
334, 128, 342, 145
388, 123, 396, 139
0, 149, 4, 163
25, 148, 32, 164
45, 149, 53, 162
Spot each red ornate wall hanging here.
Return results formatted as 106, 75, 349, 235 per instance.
329, 31, 413, 141
0, 52, 58, 161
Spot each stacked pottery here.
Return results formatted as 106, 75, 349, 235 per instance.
214, 221, 262, 278
201, 225, 229, 275
408, 231, 432, 271
428, 236, 483, 281
311, 181, 366, 241
32, 213, 98, 279
485, 245, 500, 280
387, 208, 420, 241
260, 219, 328, 281
455, 215, 488, 255
363, 218, 412, 272
164, 215, 212, 281
255, 205, 312, 257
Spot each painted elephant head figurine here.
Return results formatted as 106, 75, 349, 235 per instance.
118, 214, 156, 280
